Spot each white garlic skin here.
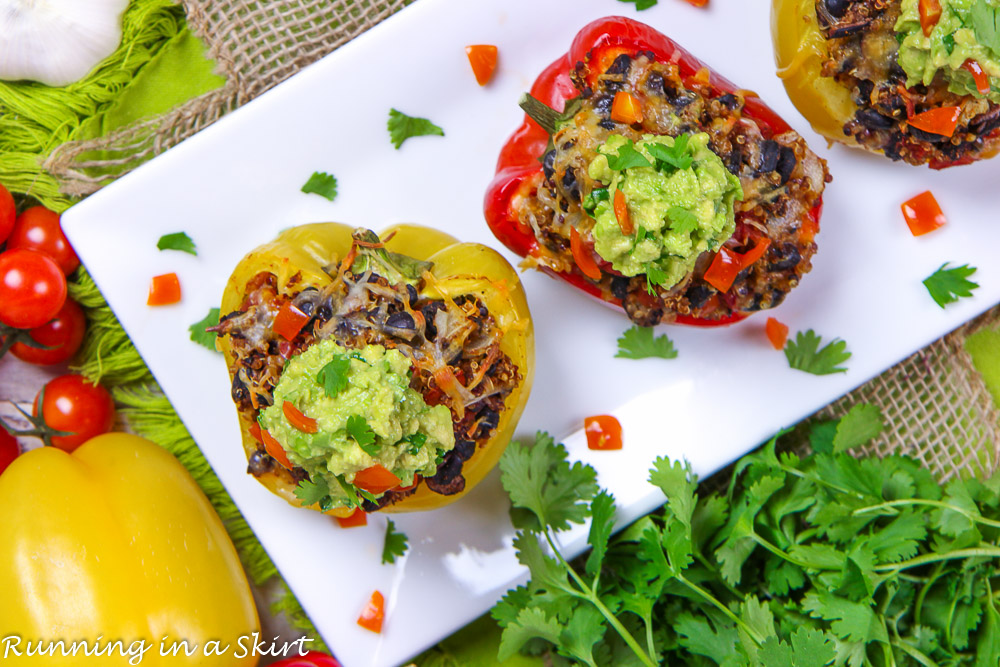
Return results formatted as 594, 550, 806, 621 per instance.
0, 0, 131, 87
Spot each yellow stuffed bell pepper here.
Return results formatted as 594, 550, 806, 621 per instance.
0, 434, 259, 666
215, 223, 533, 516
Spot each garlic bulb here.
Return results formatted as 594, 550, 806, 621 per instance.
0, 0, 130, 87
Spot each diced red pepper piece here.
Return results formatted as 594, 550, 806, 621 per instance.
273, 301, 310, 340
907, 106, 962, 138
283, 400, 318, 434
681, 0, 709, 6
335, 508, 368, 528
584, 415, 623, 450
765, 317, 789, 350
900, 191, 947, 237
611, 91, 643, 125
357, 590, 385, 633
147, 273, 181, 306
261, 428, 293, 469
396, 474, 421, 492
962, 59, 991, 96
919, 0, 942, 36
353, 464, 401, 495
248, 422, 263, 442
570, 226, 603, 281
613, 189, 634, 236
703, 238, 772, 293
466, 44, 498, 86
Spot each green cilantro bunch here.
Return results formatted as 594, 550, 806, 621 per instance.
494, 406, 1000, 666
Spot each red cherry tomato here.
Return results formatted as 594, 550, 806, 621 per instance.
10, 297, 86, 365
0, 184, 15, 244
270, 651, 342, 667
0, 248, 67, 329
0, 426, 19, 476
33, 374, 115, 452
8, 206, 80, 275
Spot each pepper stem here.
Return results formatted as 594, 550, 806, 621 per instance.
519, 93, 582, 137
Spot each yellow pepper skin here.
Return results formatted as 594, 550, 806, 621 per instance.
0, 434, 259, 666
218, 223, 534, 515
772, 0, 859, 145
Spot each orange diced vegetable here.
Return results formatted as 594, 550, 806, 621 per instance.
570, 226, 603, 281
585, 415, 623, 451
353, 464, 401, 495
900, 191, 947, 237
962, 59, 991, 96
261, 429, 293, 469
765, 317, 789, 350
611, 91, 644, 125
465, 45, 498, 86
273, 301, 310, 341
283, 401, 318, 434
919, 0, 942, 36
907, 106, 962, 138
147, 273, 181, 306
357, 591, 385, 633
335, 508, 368, 528
613, 189, 634, 235
703, 238, 772, 293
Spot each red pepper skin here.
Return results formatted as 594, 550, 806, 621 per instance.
484, 16, 821, 327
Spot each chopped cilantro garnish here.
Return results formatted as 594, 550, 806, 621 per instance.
382, 519, 410, 564
403, 432, 427, 455
644, 263, 668, 295
157, 232, 197, 256
582, 187, 610, 214
347, 415, 378, 456
617, 0, 658, 10
646, 134, 693, 171
188, 307, 220, 351
388, 108, 444, 149
784, 329, 851, 375
943, 33, 956, 54
666, 206, 699, 235
301, 171, 338, 201
317, 356, 351, 398
923, 263, 979, 308
295, 478, 330, 508
605, 139, 653, 171
332, 475, 362, 510
615, 324, 678, 360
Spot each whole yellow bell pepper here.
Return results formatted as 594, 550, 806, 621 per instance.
0, 434, 260, 666
218, 223, 534, 515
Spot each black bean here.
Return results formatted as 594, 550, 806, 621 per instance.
231, 372, 249, 404
605, 53, 632, 76
247, 449, 274, 476
725, 147, 743, 175
316, 304, 332, 321
406, 283, 419, 307
716, 93, 740, 109
768, 242, 801, 272
645, 72, 666, 97
770, 289, 787, 308
422, 301, 445, 339
542, 149, 556, 180
599, 119, 617, 130
825, 0, 850, 18
593, 94, 614, 117
776, 146, 797, 184
854, 79, 874, 105
971, 107, 1000, 135
746, 294, 764, 312
386, 311, 415, 330
562, 168, 581, 203
670, 91, 697, 108
475, 409, 500, 439
759, 140, 780, 173
686, 284, 712, 309
453, 439, 476, 462
855, 108, 895, 130
610, 276, 630, 301
908, 126, 951, 143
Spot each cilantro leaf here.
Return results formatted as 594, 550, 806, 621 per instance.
646, 134, 693, 171
615, 325, 678, 360
402, 432, 427, 455
667, 206, 699, 235
972, 0, 1000, 58
618, 0, 658, 10
388, 108, 444, 149
584, 491, 617, 579
923, 263, 979, 308
644, 263, 668, 294
381, 519, 409, 564
784, 329, 851, 375
157, 231, 197, 255
605, 140, 652, 171
301, 171, 338, 201
832, 404, 884, 453
346, 415, 377, 456
294, 478, 329, 507
317, 356, 351, 398
499, 432, 598, 533
188, 307, 221, 351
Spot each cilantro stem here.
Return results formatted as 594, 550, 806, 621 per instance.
855, 498, 1000, 530
890, 635, 940, 667
542, 530, 657, 667
749, 533, 820, 571
775, 463, 867, 501
674, 573, 766, 645
912, 563, 946, 627
874, 547, 1000, 574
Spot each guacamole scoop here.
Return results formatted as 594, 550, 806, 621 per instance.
259, 341, 454, 509
586, 133, 743, 291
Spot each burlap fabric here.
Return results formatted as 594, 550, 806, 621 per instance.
43, 0, 1000, 480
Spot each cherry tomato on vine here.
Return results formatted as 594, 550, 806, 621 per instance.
0, 248, 67, 329
8, 206, 80, 275
10, 297, 86, 365
0, 184, 15, 245
0, 426, 19, 476
33, 375, 115, 452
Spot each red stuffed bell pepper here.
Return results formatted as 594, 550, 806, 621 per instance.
485, 17, 830, 327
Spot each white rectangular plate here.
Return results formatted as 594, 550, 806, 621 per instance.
62, 0, 1000, 665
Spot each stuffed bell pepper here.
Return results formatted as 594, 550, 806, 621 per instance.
214, 224, 533, 515
485, 16, 829, 327
774, 0, 1000, 167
